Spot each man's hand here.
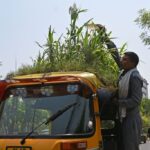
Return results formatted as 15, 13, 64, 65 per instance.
96, 24, 106, 32
95, 24, 109, 42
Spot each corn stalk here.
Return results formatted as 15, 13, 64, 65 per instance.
15, 4, 125, 86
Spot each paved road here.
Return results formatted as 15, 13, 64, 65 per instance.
140, 141, 150, 150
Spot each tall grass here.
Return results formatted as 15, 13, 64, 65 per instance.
15, 4, 125, 86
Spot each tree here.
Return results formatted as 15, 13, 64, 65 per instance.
135, 9, 150, 128
135, 9, 150, 47
140, 98, 150, 131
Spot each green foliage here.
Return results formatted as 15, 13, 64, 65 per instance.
15, 4, 124, 86
135, 9, 150, 47
140, 98, 150, 128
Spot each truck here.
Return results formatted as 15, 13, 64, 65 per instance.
0, 71, 118, 150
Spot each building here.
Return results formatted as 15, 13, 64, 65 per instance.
142, 78, 149, 99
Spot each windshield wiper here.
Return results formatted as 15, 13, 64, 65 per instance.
20, 102, 78, 145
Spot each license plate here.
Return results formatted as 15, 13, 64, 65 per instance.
6, 146, 32, 150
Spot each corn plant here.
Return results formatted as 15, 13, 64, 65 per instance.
15, 4, 125, 86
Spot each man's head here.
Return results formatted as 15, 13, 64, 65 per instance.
121, 52, 139, 70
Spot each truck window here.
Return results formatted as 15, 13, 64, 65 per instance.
0, 83, 94, 137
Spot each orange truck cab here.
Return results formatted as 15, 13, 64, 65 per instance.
0, 72, 117, 150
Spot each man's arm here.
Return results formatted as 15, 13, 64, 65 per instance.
105, 40, 122, 69
96, 24, 122, 69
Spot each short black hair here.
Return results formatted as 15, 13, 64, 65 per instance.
124, 51, 139, 67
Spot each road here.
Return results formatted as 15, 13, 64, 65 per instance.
140, 141, 150, 150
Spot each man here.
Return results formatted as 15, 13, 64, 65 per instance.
96, 24, 143, 150
117, 52, 143, 150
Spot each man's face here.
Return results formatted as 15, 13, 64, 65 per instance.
121, 55, 135, 70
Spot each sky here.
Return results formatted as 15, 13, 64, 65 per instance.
0, 0, 150, 96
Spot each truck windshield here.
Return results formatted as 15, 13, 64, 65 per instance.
0, 83, 94, 137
